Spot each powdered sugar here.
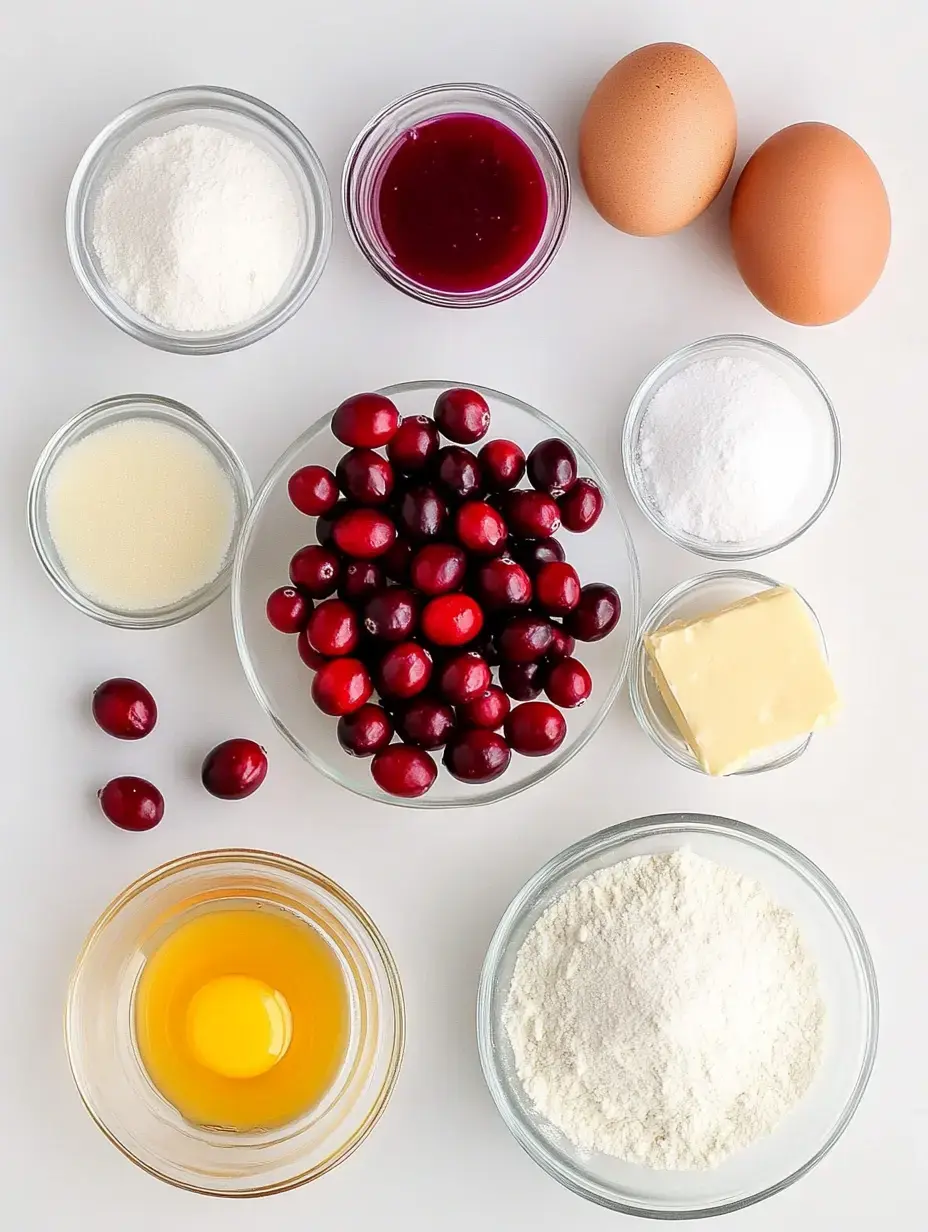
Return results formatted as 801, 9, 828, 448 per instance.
503, 849, 825, 1170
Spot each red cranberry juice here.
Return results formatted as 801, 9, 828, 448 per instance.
375, 113, 549, 294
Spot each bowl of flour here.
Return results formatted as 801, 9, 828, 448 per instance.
622, 336, 840, 560
477, 813, 877, 1218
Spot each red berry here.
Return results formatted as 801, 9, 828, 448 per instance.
338, 560, 384, 603
306, 598, 359, 656
394, 696, 456, 749
434, 387, 490, 444
201, 739, 268, 799
478, 438, 525, 490
504, 701, 567, 756
312, 658, 373, 715
475, 558, 532, 610
387, 415, 440, 474
333, 508, 397, 558
559, 478, 604, 532
456, 501, 508, 556
547, 625, 576, 661
534, 562, 581, 615
505, 491, 561, 538
434, 446, 482, 501
527, 438, 577, 498
92, 678, 157, 740
99, 777, 163, 830
545, 657, 593, 708
363, 589, 418, 642
289, 545, 340, 597
288, 465, 338, 516
438, 651, 491, 705
371, 744, 437, 798
498, 614, 554, 662
297, 627, 327, 670
511, 537, 565, 575
410, 543, 467, 595
397, 485, 448, 541
421, 594, 484, 646
337, 704, 394, 757
378, 641, 433, 699
332, 392, 400, 447
565, 583, 621, 642
499, 660, 546, 701
315, 499, 351, 548
336, 448, 395, 505
381, 535, 413, 583
266, 586, 310, 633
457, 684, 510, 730
443, 729, 511, 783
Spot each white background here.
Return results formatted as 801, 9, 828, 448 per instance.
1, 0, 924, 1227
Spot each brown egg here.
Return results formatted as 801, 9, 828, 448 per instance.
579, 43, 737, 237
730, 122, 891, 325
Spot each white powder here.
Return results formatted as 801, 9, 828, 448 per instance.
503, 849, 825, 1170
635, 355, 814, 543
93, 124, 300, 332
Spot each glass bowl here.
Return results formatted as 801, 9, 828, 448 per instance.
342, 83, 570, 308
27, 394, 252, 629
622, 335, 840, 559
477, 813, 878, 1220
66, 86, 332, 354
629, 570, 830, 776
66, 849, 405, 1197
232, 379, 639, 808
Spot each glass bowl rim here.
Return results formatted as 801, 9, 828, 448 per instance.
65, 84, 333, 355
621, 334, 841, 561
65, 846, 406, 1198
231, 377, 640, 808
476, 811, 879, 1220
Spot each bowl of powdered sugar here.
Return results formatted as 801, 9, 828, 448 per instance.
477, 813, 877, 1218
66, 86, 332, 354
622, 336, 840, 559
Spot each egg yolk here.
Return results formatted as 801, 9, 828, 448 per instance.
186, 975, 293, 1080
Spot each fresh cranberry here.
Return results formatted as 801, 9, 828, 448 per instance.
397, 485, 448, 541
443, 729, 511, 783
306, 598, 359, 656
511, 537, 566, 575
498, 614, 554, 662
387, 415, 440, 474
371, 745, 437, 797
337, 703, 394, 757
333, 508, 397, 558
266, 586, 310, 633
475, 558, 532, 610
534, 562, 581, 615
410, 543, 467, 595
201, 739, 268, 799
559, 478, 604, 532
312, 658, 373, 715
290, 545, 340, 597
434, 446, 482, 501
336, 448, 395, 505
565, 583, 621, 642
332, 392, 400, 448
479, 439, 525, 490
433, 387, 490, 444
547, 625, 576, 661
499, 660, 546, 701
421, 594, 484, 646
338, 560, 384, 603
504, 701, 567, 757
315, 499, 351, 548
505, 491, 562, 539
99, 776, 164, 831
545, 657, 593, 708
457, 684, 510, 730
378, 641, 433, 699
438, 652, 491, 705
456, 501, 508, 556
363, 589, 418, 642
394, 696, 456, 749
381, 535, 413, 582
288, 465, 338, 516
92, 678, 157, 740
297, 627, 327, 670
527, 438, 578, 498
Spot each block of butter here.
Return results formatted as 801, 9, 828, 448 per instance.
644, 585, 840, 775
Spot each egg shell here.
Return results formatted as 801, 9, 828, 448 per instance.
730, 122, 891, 325
578, 42, 737, 237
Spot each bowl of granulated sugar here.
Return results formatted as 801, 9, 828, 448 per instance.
622, 335, 840, 559
66, 86, 332, 355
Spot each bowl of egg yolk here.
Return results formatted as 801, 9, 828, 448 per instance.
65, 850, 404, 1195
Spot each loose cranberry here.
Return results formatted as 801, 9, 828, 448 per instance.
290, 544, 340, 597
377, 641, 433, 699
498, 614, 554, 662
332, 392, 400, 448
312, 658, 373, 715
534, 562, 581, 615
297, 627, 327, 670
505, 491, 562, 539
387, 415, 440, 474
410, 543, 467, 595
421, 594, 484, 646
505, 701, 567, 757
499, 660, 546, 701
336, 448, 395, 505
545, 657, 593, 708
479, 438, 525, 490
443, 729, 511, 783
434, 387, 491, 444
363, 589, 418, 642
288, 465, 338, 516
371, 744, 437, 798
565, 583, 621, 642
394, 696, 456, 749
201, 739, 269, 799
381, 535, 413, 583
92, 678, 157, 740
99, 776, 164, 831
560, 477, 604, 532
511, 537, 566, 575
434, 446, 482, 501
306, 598, 359, 656
475, 558, 532, 610
338, 560, 384, 603
337, 703, 394, 757
333, 508, 397, 558
266, 586, 310, 633
527, 438, 578, 498
438, 651, 491, 705
315, 499, 351, 548
457, 684, 510, 730
547, 625, 576, 661
397, 485, 447, 541
456, 501, 508, 556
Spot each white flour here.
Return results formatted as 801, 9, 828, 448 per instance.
636, 355, 814, 543
503, 849, 825, 1170
93, 124, 300, 332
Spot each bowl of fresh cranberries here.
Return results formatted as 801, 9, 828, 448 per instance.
232, 381, 639, 806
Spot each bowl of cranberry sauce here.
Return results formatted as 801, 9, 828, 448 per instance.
343, 84, 570, 307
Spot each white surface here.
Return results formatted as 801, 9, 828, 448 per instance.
0, 0, 923, 1227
